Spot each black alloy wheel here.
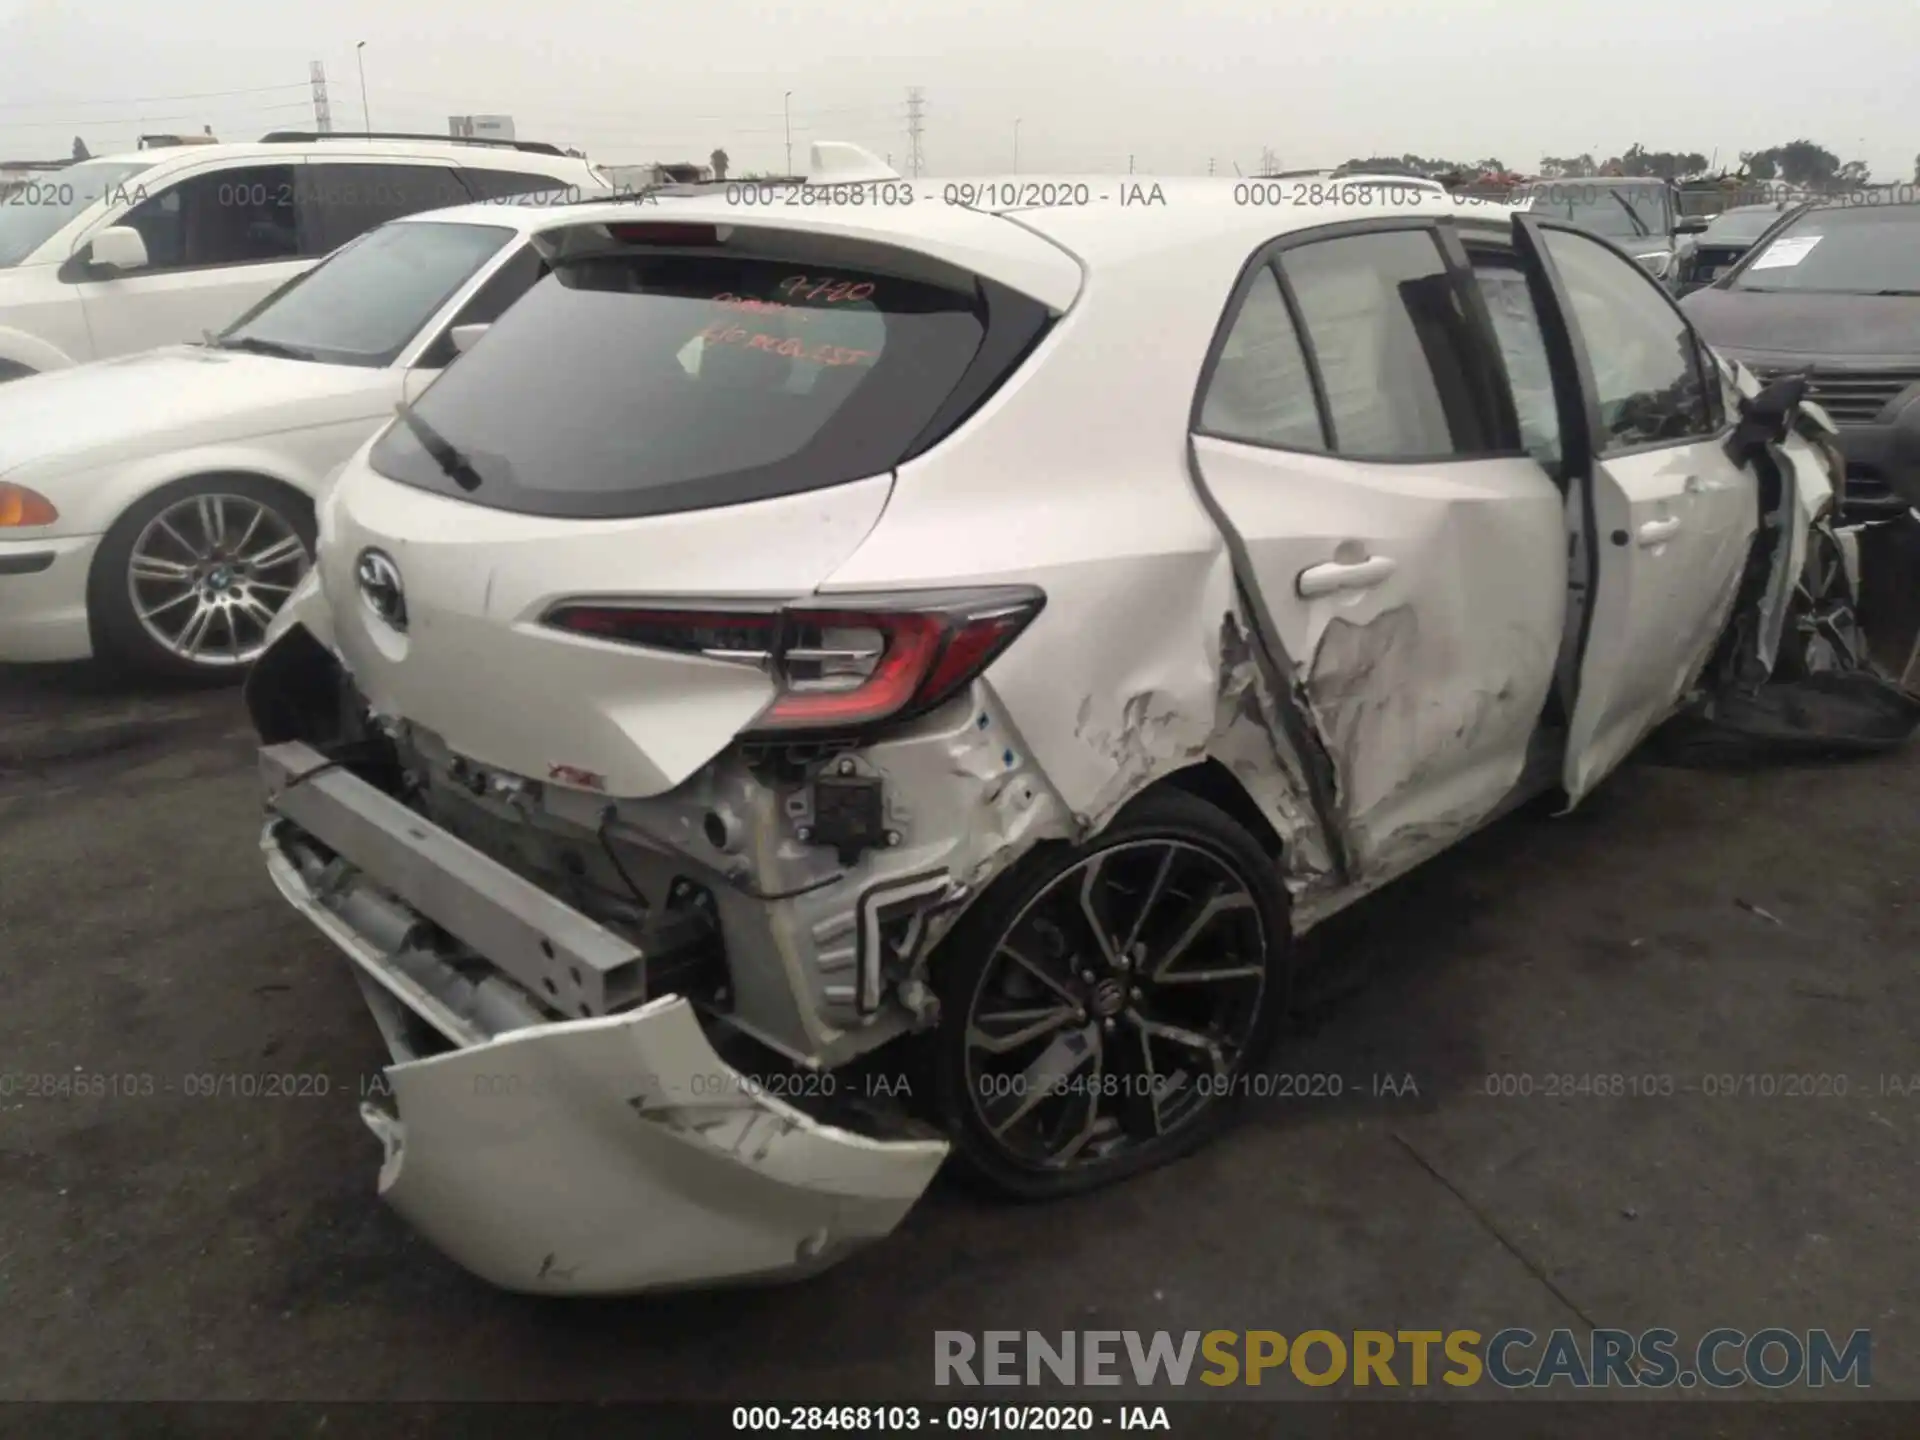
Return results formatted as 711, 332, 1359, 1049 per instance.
930, 788, 1291, 1198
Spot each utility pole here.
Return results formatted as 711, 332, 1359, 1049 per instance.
1128, 154, 1134, 174
355, 42, 371, 132
1207, 156, 1214, 176
309, 60, 333, 134
905, 87, 926, 178
784, 91, 793, 176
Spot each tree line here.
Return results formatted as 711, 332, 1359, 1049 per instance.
1338, 140, 1907, 187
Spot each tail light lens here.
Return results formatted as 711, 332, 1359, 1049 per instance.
544, 587, 1045, 734
606, 222, 725, 246
0, 482, 58, 528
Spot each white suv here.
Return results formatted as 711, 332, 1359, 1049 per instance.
0, 132, 604, 379
0, 197, 599, 674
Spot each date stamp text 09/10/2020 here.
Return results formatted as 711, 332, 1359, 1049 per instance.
7, 1068, 1917, 1105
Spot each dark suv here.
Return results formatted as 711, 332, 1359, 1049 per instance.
1681, 200, 1920, 517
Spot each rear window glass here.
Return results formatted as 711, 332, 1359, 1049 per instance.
369, 247, 994, 518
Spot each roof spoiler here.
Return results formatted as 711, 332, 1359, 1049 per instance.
807, 142, 900, 184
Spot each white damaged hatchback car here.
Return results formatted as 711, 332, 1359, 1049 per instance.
248, 179, 1862, 1294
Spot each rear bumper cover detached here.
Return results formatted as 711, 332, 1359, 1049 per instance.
259, 740, 948, 1296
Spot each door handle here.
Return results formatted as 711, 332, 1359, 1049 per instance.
1297, 555, 1396, 598
1637, 517, 1682, 547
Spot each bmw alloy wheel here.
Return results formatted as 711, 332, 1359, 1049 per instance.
125, 492, 311, 667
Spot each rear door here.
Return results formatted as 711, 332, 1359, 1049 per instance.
1511, 214, 1756, 801
1189, 220, 1569, 879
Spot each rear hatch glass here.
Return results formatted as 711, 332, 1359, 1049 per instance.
370, 232, 1039, 518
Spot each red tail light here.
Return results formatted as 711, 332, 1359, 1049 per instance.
606, 222, 724, 246
544, 588, 1045, 734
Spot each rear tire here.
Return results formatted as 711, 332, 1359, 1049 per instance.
929, 788, 1292, 1200
88, 474, 315, 682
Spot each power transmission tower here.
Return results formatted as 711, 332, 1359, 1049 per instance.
309, 60, 333, 134
905, 87, 926, 177
1258, 146, 1280, 177
1208, 157, 1215, 176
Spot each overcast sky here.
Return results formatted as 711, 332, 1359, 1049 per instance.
1, 0, 1913, 179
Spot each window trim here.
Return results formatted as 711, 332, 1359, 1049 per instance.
1507, 211, 1606, 716
1433, 222, 1524, 451
1524, 217, 1721, 461
1459, 242, 1570, 480
63, 250, 309, 285
1266, 257, 1335, 452
1190, 215, 1532, 467
899, 276, 1054, 462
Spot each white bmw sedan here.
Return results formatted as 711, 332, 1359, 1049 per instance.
248, 178, 1850, 1294
0, 192, 589, 676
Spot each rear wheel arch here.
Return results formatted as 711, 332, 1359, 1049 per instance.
90, 469, 318, 585
102, 467, 317, 526
935, 760, 1289, 948
1157, 758, 1286, 860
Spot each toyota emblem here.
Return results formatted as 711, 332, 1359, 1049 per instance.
356, 548, 408, 632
